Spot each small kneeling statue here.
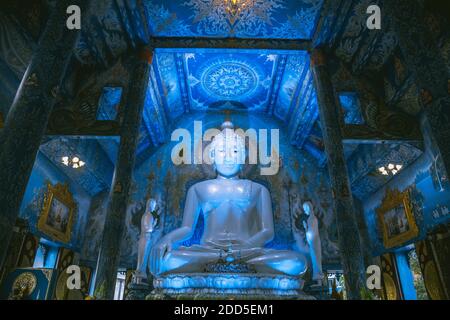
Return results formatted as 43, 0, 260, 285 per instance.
150, 122, 307, 277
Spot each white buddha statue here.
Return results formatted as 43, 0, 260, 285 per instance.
149, 122, 307, 277
302, 201, 324, 284
293, 200, 324, 286
133, 198, 159, 285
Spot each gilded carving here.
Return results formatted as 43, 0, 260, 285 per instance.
376, 188, 419, 249
424, 261, 444, 300
37, 182, 76, 244
8, 272, 37, 300
382, 273, 398, 300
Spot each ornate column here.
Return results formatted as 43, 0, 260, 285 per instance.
310, 48, 365, 300
385, 0, 450, 175
0, 0, 87, 269
93, 47, 153, 300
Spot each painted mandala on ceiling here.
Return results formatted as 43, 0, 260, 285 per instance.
153, 50, 311, 115
183, 52, 276, 111
201, 61, 258, 99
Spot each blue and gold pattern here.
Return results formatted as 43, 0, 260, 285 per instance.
143, 0, 323, 39
201, 61, 258, 99
0, 268, 57, 300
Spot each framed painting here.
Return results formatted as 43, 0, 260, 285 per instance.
38, 183, 76, 244
376, 188, 419, 249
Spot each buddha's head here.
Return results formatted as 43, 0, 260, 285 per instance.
210, 121, 246, 178
146, 198, 158, 214
302, 201, 314, 216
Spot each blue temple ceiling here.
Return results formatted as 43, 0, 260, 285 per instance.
0, 0, 427, 200
143, 0, 324, 39
39, 138, 115, 196
187, 52, 274, 111
153, 49, 313, 121
348, 143, 423, 199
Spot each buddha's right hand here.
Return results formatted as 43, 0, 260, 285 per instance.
150, 238, 172, 275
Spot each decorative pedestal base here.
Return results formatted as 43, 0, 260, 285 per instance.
146, 273, 315, 300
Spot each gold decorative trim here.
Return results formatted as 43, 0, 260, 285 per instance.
376, 188, 419, 249
9, 272, 37, 300
382, 273, 398, 300
38, 182, 76, 244
424, 261, 444, 300
41, 268, 53, 282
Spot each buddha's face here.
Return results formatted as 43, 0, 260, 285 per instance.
303, 202, 313, 216
212, 129, 245, 178
146, 199, 158, 213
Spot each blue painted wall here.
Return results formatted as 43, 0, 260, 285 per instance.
363, 119, 450, 256
19, 151, 92, 252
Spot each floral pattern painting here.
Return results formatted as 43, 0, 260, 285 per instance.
143, 0, 323, 39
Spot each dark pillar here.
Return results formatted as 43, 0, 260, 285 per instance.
310, 48, 365, 300
93, 47, 153, 300
0, 0, 87, 269
386, 0, 450, 176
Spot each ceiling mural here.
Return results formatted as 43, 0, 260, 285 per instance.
185, 52, 276, 111
143, 66, 168, 148
288, 71, 318, 147
39, 138, 114, 196
143, 0, 324, 39
152, 50, 315, 117
148, 49, 320, 161
0, 0, 431, 205
155, 52, 186, 119
201, 60, 259, 99
274, 52, 310, 121
348, 143, 423, 199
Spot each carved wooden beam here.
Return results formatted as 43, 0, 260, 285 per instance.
151, 37, 312, 52
46, 120, 120, 136
342, 124, 423, 146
